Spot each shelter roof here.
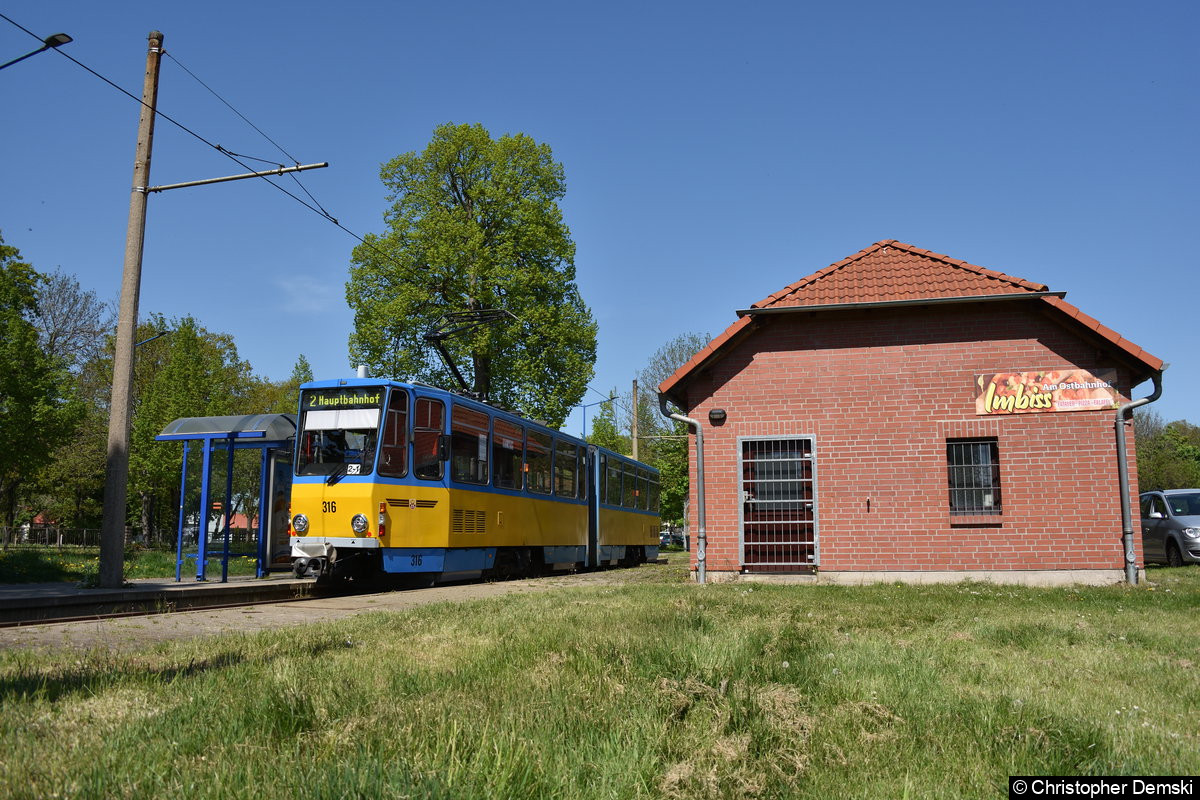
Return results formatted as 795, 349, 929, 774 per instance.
659, 240, 1163, 401
157, 413, 297, 442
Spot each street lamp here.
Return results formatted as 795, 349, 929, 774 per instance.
0, 32, 72, 71
135, 329, 172, 348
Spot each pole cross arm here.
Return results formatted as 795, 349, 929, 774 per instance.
421, 309, 519, 401
147, 162, 328, 192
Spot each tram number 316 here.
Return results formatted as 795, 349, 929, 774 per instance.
322, 501, 336, 513
410, 555, 423, 567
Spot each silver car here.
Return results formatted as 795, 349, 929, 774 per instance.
1140, 490, 1200, 567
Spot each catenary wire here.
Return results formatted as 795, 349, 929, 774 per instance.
0, 12, 406, 265
163, 50, 302, 166
162, 51, 338, 221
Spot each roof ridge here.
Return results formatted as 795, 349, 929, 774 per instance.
755, 240, 1049, 310
876, 240, 1049, 293
749, 241, 892, 309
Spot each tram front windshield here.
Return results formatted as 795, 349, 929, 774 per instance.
296, 388, 384, 477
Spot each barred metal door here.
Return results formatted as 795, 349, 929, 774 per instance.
739, 437, 817, 571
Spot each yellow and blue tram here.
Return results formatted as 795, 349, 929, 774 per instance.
288, 378, 661, 582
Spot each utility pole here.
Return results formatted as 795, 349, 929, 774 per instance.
631, 379, 639, 460
99, 30, 163, 589
96, 32, 329, 589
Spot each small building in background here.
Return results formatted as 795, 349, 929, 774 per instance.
658, 240, 1164, 585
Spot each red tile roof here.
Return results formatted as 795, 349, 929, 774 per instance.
750, 240, 1046, 309
659, 240, 1163, 400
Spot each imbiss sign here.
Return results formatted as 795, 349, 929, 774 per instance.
974, 369, 1119, 415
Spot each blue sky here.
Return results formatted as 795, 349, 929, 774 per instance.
2, 0, 1196, 435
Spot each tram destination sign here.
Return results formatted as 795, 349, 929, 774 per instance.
301, 387, 385, 411
974, 368, 1119, 415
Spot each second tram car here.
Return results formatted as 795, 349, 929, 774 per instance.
288, 378, 660, 582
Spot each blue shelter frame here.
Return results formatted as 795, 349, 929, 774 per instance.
156, 414, 296, 582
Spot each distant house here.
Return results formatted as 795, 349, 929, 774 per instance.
658, 241, 1164, 585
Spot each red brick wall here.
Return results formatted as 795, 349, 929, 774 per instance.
678, 303, 1143, 574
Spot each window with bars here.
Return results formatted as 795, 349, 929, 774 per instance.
740, 437, 816, 571
946, 438, 1002, 515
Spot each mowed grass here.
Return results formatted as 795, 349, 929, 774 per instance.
0, 559, 1197, 799
0, 546, 258, 584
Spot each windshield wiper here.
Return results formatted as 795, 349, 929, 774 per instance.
326, 464, 349, 486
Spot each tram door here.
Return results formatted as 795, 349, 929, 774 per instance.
586, 446, 600, 568
739, 437, 818, 572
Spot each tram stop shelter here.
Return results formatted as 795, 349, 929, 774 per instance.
157, 414, 296, 582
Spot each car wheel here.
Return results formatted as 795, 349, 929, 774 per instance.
1166, 540, 1184, 568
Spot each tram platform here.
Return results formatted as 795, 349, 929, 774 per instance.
0, 573, 314, 626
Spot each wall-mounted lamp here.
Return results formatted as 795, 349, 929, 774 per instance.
708, 408, 727, 425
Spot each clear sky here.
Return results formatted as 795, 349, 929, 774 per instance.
2, 0, 1196, 435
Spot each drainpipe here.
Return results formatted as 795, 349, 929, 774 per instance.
1115, 368, 1165, 585
659, 394, 706, 584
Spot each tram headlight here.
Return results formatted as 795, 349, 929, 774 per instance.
292, 513, 309, 533
351, 514, 369, 534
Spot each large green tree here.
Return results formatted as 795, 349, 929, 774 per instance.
23, 270, 113, 528
347, 122, 596, 427
127, 314, 253, 537
245, 354, 314, 415
0, 233, 82, 531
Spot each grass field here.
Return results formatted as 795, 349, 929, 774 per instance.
0, 545, 259, 584
0, 557, 1196, 799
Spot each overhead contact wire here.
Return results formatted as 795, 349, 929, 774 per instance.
0, 13, 442, 275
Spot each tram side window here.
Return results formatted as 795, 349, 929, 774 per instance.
493, 418, 524, 490
414, 398, 445, 480
527, 431, 552, 494
648, 474, 660, 513
450, 406, 489, 484
622, 464, 637, 507
605, 459, 622, 506
378, 389, 409, 478
554, 441, 579, 498
636, 468, 649, 510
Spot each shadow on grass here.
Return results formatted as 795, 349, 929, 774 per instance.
0, 549, 81, 584
0, 635, 351, 703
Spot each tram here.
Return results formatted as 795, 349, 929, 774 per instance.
288, 378, 660, 583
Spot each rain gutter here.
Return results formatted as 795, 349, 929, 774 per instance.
659, 393, 706, 584
735, 291, 1066, 317
1115, 367, 1166, 584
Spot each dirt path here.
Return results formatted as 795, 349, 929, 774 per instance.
0, 563, 678, 652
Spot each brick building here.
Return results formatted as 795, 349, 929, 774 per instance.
658, 241, 1164, 585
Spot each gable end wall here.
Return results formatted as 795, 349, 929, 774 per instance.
679, 303, 1141, 574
